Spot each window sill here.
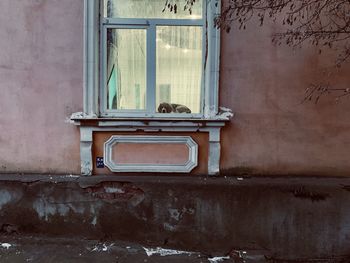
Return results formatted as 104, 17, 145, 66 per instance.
70, 107, 233, 127
70, 107, 233, 176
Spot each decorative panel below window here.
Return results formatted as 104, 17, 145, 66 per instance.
104, 136, 198, 173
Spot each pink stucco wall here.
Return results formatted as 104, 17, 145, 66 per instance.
0, 0, 83, 174
220, 20, 350, 176
0, 0, 349, 176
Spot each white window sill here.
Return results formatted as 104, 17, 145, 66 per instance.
70, 107, 233, 127
70, 107, 233, 176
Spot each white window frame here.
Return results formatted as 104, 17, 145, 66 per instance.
83, 0, 221, 119
74, 0, 230, 177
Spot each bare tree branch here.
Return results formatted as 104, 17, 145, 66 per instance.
165, 0, 350, 104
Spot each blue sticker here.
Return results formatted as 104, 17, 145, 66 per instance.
96, 157, 104, 168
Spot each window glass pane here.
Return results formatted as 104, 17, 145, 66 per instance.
104, 0, 202, 19
156, 26, 202, 114
107, 29, 147, 110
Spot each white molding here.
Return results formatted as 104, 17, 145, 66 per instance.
84, 0, 99, 117
104, 136, 198, 173
80, 127, 93, 176
208, 128, 221, 175
77, 0, 226, 176
204, 0, 221, 118
83, 0, 221, 118
76, 123, 225, 176
96, 0, 221, 118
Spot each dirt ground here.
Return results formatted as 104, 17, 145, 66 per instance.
0, 235, 238, 263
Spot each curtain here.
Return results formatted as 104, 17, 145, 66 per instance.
106, 0, 203, 113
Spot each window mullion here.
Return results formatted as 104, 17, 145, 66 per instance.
146, 24, 156, 114
100, 24, 107, 115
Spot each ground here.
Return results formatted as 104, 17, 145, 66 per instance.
0, 235, 240, 263
0, 235, 346, 263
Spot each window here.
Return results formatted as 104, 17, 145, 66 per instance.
82, 0, 220, 119
74, 0, 227, 176
102, 0, 207, 117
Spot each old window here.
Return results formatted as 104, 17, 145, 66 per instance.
102, 0, 205, 117
72, 0, 229, 176
82, 0, 220, 119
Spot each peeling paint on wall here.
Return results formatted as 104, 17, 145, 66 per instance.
32, 198, 88, 221
85, 182, 145, 206
0, 190, 21, 210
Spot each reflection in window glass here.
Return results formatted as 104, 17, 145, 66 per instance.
107, 29, 146, 110
104, 0, 202, 19
156, 26, 202, 113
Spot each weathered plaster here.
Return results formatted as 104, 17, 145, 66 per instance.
0, 0, 83, 174
0, 0, 349, 176
0, 174, 349, 260
218, 11, 350, 176
0, 189, 22, 209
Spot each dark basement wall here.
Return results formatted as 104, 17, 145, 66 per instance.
0, 174, 350, 261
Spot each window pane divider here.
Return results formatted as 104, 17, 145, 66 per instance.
100, 25, 107, 114
147, 24, 156, 114
104, 18, 204, 27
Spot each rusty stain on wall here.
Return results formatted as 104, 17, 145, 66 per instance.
85, 181, 145, 206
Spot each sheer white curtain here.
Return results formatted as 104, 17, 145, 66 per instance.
107, 29, 147, 110
105, 0, 203, 113
156, 26, 202, 113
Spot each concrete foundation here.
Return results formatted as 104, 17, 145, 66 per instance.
0, 174, 350, 261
